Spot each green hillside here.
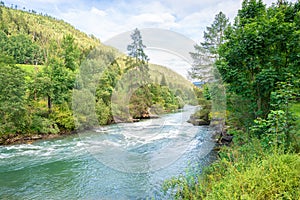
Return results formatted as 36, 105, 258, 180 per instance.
0, 4, 190, 143
0, 4, 100, 51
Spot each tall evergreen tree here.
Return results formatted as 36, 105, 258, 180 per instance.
127, 28, 149, 65
189, 12, 230, 82
124, 28, 152, 118
202, 11, 230, 57
126, 28, 150, 81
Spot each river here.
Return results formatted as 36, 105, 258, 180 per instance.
0, 106, 216, 199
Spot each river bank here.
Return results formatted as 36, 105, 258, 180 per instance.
0, 108, 183, 146
0, 131, 78, 145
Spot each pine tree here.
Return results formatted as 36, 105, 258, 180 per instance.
126, 28, 150, 83
189, 12, 230, 82
127, 28, 149, 65
125, 28, 152, 118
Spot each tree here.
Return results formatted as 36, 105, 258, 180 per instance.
124, 28, 153, 119
216, 0, 300, 124
6, 34, 43, 64
0, 31, 8, 53
61, 34, 80, 71
0, 54, 27, 134
189, 12, 230, 82
127, 28, 149, 65
126, 28, 150, 81
202, 11, 230, 57
31, 36, 79, 114
160, 74, 167, 86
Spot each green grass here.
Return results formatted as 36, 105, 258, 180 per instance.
290, 102, 300, 151
17, 64, 44, 74
163, 102, 300, 199
164, 141, 300, 200
291, 103, 300, 134
290, 102, 300, 120
209, 154, 300, 200
16, 64, 44, 83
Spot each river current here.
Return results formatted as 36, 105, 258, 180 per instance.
0, 106, 216, 199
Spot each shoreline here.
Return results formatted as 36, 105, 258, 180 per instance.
0, 109, 185, 146
0, 108, 228, 146
0, 131, 78, 146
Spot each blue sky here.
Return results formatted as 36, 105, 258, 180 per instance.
2, 0, 291, 43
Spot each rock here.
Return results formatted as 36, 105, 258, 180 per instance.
221, 135, 233, 143
188, 115, 210, 126
149, 114, 159, 119
31, 135, 43, 140
195, 119, 210, 125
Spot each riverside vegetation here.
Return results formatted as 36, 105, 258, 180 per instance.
0, 0, 299, 199
164, 0, 300, 199
0, 3, 194, 144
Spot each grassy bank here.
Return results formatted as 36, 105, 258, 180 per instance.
163, 103, 300, 199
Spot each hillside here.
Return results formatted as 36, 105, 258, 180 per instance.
0, 3, 192, 143
0, 4, 100, 51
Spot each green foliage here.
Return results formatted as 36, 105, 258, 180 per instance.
50, 103, 75, 130
0, 54, 27, 134
217, 0, 300, 121
202, 84, 211, 100
29, 115, 59, 134
149, 63, 195, 106
61, 34, 80, 71
127, 28, 149, 65
126, 28, 149, 79
202, 11, 230, 56
164, 138, 300, 200
96, 98, 112, 125
0, 5, 99, 51
0, 4, 188, 138
73, 89, 98, 130
0, 5, 101, 136
7, 34, 43, 64
251, 110, 287, 149
289, 103, 300, 152
164, 1, 300, 199
206, 153, 300, 200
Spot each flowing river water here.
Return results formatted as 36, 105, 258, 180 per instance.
0, 106, 216, 199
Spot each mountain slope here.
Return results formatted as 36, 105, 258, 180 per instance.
0, 4, 100, 51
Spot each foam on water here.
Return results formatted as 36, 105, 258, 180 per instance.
0, 105, 216, 199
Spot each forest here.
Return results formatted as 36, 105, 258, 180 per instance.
0, 4, 190, 144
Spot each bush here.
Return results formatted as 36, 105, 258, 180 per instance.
163, 143, 300, 200
207, 154, 300, 200
30, 115, 59, 134
50, 103, 75, 130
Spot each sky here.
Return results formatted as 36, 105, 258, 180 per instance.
3, 0, 297, 79
3, 0, 291, 43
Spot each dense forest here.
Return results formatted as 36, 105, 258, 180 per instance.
164, 0, 300, 199
0, 4, 192, 144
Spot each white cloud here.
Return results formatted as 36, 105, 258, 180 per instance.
7, 0, 298, 43
91, 7, 107, 17
58, 0, 245, 42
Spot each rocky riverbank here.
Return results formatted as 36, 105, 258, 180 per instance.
0, 131, 77, 145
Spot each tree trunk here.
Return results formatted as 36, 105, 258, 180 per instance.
47, 94, 52, 113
